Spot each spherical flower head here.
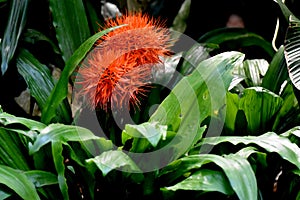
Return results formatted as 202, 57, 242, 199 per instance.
77, 12, 174, 112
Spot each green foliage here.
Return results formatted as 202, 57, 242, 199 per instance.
1, 0, 300, 200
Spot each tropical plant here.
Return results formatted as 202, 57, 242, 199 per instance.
1, 0, 300, 200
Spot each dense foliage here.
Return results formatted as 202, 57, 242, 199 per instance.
1, 0, 300, 200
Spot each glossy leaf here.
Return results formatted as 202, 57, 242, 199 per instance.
28, 123, 111, 155
163, 169, 234, 195
49, 0, 90, 62
1, 0, 28, 75
238, 87, 283, 134
16, 49, 71, 124
122, 122, 167, 151
201, 131, 300, 169
161, 154, 257, 200
149, 51, 245, 161
262, 45, 288, 94
86, 150, 142, 176
0, 111, 46, 132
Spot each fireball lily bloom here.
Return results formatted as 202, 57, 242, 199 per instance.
78, 12, 173, 111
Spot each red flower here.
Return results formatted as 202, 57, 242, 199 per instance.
77, 12, 173, 111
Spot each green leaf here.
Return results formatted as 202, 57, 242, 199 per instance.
238, 87, 283, 134
272, 83, 300, 132
122, 122, 167, 150
223, 92, 240, 133
161, 154, 257, 200
84, 0, 102, 33
262, 45, 288, 94
201, 131, 300, 170
86, 150, 142, 176
0, 128, 30, 170
198, 27, 275, 58
0, 190, 11, 200
41, 25, 125, 124
52, 141, 68, 200
49, 0, 90, 62
170, 0, 191, 34
149, 51, 245, 161
163, 169, 234, 195
16, 49, 71, 124
0, 111, 46, 131
25, 170, 58, 187
28, 123, 109, 154
0, 165, 40, 200
1, 0, 29, 75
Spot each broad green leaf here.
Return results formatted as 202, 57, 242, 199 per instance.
163, 169, 234, 195
283, 15, 300, 90
52, 141, 68, 200
238, 87, 283, 134
160, 154, 257, 200
223, 92, 239, 133
149, 51, 245, 161
262, 45, 288, 94
25, 170, 58, 187
1, 0, 28, 75
16, 49, 71, 124
198, 27, 275, 58
0, 111, 46, 131
49, 0, 90, 62
28, 123, 111, 154
41, 25, 124, 124
201, 131, 300, 169
86, 150, 142, 176
122, 122, 167, 150
0, 165, 40, 200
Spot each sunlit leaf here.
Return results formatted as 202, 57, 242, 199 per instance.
86, 150, 142, 176
150, 51, 244, 161
160, 154, 257, 200
28, 123, 111, 155
201, 131, 300, 169
163, 169, 234, 195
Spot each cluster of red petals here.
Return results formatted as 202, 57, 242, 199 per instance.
78, 12, 173, 111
